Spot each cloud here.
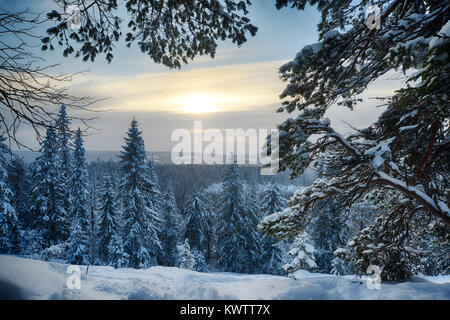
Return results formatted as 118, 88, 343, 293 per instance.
15, 59, 405, 152
69, 59, 289, 114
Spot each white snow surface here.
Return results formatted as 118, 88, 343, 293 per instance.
1, 255, 449, 300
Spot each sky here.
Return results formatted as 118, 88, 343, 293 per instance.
3, 0, 404, 152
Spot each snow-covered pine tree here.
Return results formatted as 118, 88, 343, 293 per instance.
216, 161, 260, 274
145, 158, 165, 262
261, 0, 450, 281
55, 105, 72, 230
191, 249, 208, 272
330, 255, 352, 276
108, 233, 129, 268
8, 157, 32, 230
86, 159, 103, 265
67, 128, 90, 265
0, 134, 19, 254
283, 232, 317, 274
308, 199, 350, 273
262, 184, 286, 215
97, 175, 121, 264
245, 183, 260, 214
259, 184, 289, 275
88, 200, 99, 264
160, 186, 181, 267
118, 119, 161, 268
56, 105, 72, 176
184, 190, 211, 266
147, 158, 161, 196
177, 239, 196, 271
30, 127, 68, 248
302, 153, 351, 274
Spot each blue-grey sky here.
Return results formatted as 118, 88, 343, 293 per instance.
3, 0, 402, 151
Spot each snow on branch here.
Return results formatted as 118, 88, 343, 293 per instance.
372, 171, 449, 224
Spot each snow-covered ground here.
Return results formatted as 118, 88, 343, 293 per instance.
0, 255, 449, 300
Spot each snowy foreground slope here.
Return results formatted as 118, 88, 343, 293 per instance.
0, 255, 449, 300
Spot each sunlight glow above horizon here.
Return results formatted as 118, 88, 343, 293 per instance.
176, 93, 223, 114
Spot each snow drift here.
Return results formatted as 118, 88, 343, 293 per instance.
0, 255, 449, 300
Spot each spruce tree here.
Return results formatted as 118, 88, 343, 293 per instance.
8, 157, 32, 230
55, 105, 72, 229
216, 161, 260, 273
177, 239, 196, 271
184, 190, 211, 265
261, 184, 286, 215
146, 160, 163, 209
108, 233, 129, 268
67, 128, 90, 265
97, 176, 121, 264
87, 160, 103, 264
146, 159, 164, 262
88, 202, 99, 264
30, 127, 67, 248
0, 134, 19, 253
283, 232, 317, 274
118, 119, 162, 268
56, 105, 72, 177
260, 184, 288, 275
161, 187, 181, 267
309, 199, 350, 273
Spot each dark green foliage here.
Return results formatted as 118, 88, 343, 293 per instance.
44, 0, 257, 67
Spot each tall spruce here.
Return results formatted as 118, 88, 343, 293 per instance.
88, 202, 99, 264
0, 134, 19, 253
118, 119, 161, 268
216, 161, 260, 273
97, 176, 121, 264
30, 127, 67, 248
55, 105, 72, 227
260, 184, 288, 275
8, 157, 31, 230
184, 190, 211, 267
108, 233, 129, 268
146, 158, 164, 262
67, 128, 90, 265
161, 187, 181, 267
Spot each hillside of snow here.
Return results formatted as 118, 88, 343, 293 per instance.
0, 255, 449, 300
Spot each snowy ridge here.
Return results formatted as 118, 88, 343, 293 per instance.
1, 255, 449, 300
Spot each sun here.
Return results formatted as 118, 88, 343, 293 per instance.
177, 93, 222, 113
